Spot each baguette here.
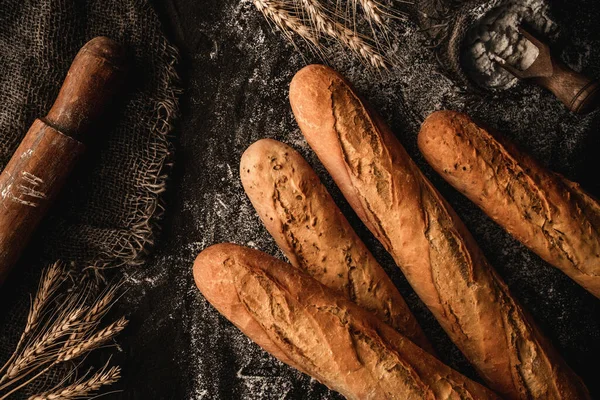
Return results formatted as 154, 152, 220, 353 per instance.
418, 110, 600, 298
193, 243, 500, 400
289, 64, 590, 400
240, 138, 434, 354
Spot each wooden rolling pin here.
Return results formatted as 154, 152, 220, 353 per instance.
0, 37, 126, 286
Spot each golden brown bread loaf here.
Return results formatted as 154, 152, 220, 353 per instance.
289, 64, 590, 400
240, 138, 434, 354
418, 110, 600, 298
193, 243, 501, 400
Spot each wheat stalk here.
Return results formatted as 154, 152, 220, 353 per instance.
0, 262, 67, 378
253, 0, 390, 68
0, 262, 126, 399
253, 0, 319, 46
26, 262, 65, 336
345, 0, 389, 28
59, 317, 128, 362
359, 0, 384, 24
302, 0, 388, 68
67, 284, 122, 344
28, 362, 121, 400
4, 303, 86, 382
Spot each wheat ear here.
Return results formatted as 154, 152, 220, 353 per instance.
253, 0, 319, 46
0, 262, 66, 377
3, 307, 85, 383
0, 262, 127, 399
26, 261, 65, 336
28, 362, 121, 400
299, 0, 387, 68
59, 317, 128, 362
356, 0, 385, 25
67, 283, 123, 344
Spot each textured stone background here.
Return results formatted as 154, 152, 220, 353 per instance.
110, 0, 600, 398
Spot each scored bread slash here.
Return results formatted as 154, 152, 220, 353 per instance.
418, 110, 600, 299
289, 63, 591, 400
193, 243, 501, 400
240, 138, 435, 354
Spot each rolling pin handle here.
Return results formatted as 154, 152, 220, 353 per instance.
46, 36, 127, 137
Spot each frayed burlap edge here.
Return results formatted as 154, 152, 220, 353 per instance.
91, 41, 182, 269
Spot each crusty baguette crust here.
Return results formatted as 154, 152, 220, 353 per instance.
192, 243, 303, 373
194, 243, 500, 400
418, 110, 600, 298
289, 64, 590, 400
240, 138, 434, 353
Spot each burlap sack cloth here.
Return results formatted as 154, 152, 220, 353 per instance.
0, 0, 180, 396
400, 0, 510, 89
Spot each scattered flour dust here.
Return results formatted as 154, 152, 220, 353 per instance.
166, 0, 597, 398
465, 0, 557, 89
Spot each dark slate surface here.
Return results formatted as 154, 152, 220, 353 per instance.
110, 0, 600, 398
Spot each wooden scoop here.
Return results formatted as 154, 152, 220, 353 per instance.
497, 25, 600, 114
